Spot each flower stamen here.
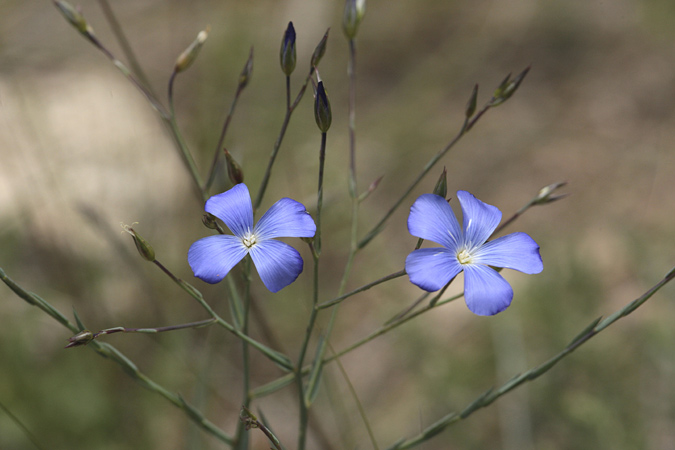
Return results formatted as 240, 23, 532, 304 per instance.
242, 233, 257, 248
457, 248, 473, 265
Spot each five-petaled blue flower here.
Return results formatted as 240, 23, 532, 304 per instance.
405, 191, 543, 316
188, 184, 316, 293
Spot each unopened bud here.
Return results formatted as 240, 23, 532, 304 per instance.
314, 81, 332, 132
311, 29, 330, 69
175, 28, 209, 73
358, 175, 383, 202
202, 213, 218, 230
224, 149, 244, 184
433, 167, 448, 199
239, 47, 254, 88
65, 329, 94, 348
491, 66, 530, 106
533, 181, 568, 205
465, 84, 478, 118
343, 0, 366, 39
54, 1, 93, 36
280, 22, 297, 76
121, 224, 156, 262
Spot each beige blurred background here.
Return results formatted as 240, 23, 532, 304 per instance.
1, 1, 674, 449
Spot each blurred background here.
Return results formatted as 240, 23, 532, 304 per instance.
1, 0, 674, 449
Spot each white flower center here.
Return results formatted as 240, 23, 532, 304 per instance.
242, 232, 258, 249
457, 248, 473, 265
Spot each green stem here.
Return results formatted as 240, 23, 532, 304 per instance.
386, 267, 675, 450
153, 260, 293, 370
318, 270, 406, 309
0, 267, 234, 446
234, 258, 254, 450
254, 68, 315, 212
96, 0, 156, 98
204, 83, 246, 191
358, 105, 493, 249
297, 129, 327, 450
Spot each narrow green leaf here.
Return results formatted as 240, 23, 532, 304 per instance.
226, 275, 244, 329
72, 307, 86, 331
304, 334, 328, 407
251, 373, 295, 399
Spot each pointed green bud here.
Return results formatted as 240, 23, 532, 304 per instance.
65, 329, 94, 348
280, 22, 297, 76
310, 29, 330, 69
433, 167, 448, 199
501, 65, 530, 100
175, 28, 209, 73
491, 66, 530, 106
465, 84, 478, 118
343, 0, 366, 39
202, 213, 218, 230
239, 47, 254, 88
314, 81, 332, 133
224, 149, 244, 184
121, 224, 155, 262
533, 181, 568, 205
54, 1, 94, 36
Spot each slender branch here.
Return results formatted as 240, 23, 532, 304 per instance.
204, 79, 249, 191
253, 68, 316, 212
317, 270, 407, 309
0, 267, 234, 446
0, 399, 46, 450
96, 0, 156, 97
385, 267, 675, 450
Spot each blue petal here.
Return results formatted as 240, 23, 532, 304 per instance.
462, 264, 513, 316
405, 247, 463, 291
248, 240, 304, 293
407, 194, 462, 250
255, 198, 316, 239
204, 184, 254, 238
457, 191, 501, 248
188, 235, 247, 284
475, 232, 543, 274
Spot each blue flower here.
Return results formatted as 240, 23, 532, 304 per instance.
188, 184, 316, 293
405, 191, 543, 316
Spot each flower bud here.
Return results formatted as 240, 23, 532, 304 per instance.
311, 29, 330, 69
175, 28, 209, 73
121, 224, 156, 262
433, 167, 448, 199
491, 66, 530, 106
224, 149, 244, 184
280, 22, 297, 76
54, 1, 93, 36
314, 81, 332, 132
239, 47, 254, 89
65, 329, 94, 348
343, 0, 366, 39
202, 213, 218, 230
533, 181, 568, 205
465, 84, 478, 118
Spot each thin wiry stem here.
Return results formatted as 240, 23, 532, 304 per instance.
96, 0, 156, 98
0, 399, 46, 450
204, 81, 248, 192
296, 129, 327, 450
317, 270, 406, 309
0, 267, 234, 446
254, 67, 316, 212
385, 266, 675, 450
234, 258, 254, 450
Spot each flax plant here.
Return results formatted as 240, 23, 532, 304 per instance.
2, 2, 674, 450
